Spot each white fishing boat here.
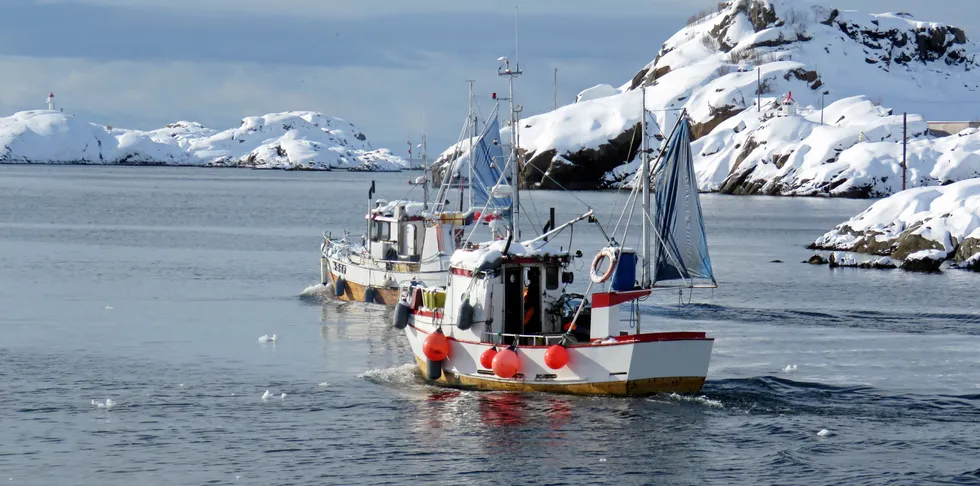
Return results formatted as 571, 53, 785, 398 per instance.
321, 88, 513, 305
393, 60, 717, 396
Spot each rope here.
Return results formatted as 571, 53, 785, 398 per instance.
520, 158, 594, 212
606, 116, 641, 226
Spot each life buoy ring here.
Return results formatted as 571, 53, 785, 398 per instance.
590, 247, 619, 284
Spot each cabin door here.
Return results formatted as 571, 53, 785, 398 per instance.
404, 224, 417, 257
503, 266, 523, 337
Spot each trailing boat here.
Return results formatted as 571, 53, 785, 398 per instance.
321, 89, 513, 305
395, 60, 717, 396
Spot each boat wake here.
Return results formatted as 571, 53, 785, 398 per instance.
641, 303, 980, 336
702, 376, 980, 422
298, 283, 332, 302
649, 392, 724, 409
358, 363, 426, 389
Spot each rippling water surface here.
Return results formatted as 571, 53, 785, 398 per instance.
1, 166, 979, 485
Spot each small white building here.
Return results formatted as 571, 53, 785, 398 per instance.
781, 91, 797, 116
46, 92, 55, 111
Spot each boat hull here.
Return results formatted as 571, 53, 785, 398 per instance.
405, 323, 712, 397
322, 256, 445, 305
413, 356, 705, 395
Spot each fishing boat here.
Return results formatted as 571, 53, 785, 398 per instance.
321, 87, 512, 305
393, 60, 717, 396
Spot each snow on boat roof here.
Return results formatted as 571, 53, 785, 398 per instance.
369, 199, 426, 219
450, 237, 568, 271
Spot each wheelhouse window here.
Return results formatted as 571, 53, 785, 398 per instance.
371, 221, 391, 241
545, 265, 559, 290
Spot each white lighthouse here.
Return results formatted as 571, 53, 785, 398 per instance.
781, 91, 797, 116
46, 92, 55, 111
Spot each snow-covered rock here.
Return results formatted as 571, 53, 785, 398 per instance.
961, 252, 980, 271
0, 110, 407, 171
812, 178, 980, 260
489, 0, 980, 194
575, 84, 620, 103
900, 249, 947, 272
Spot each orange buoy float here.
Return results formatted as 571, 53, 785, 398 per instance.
422, 328, 450, 361
544, 344, 569, 370
480, 346, 498, 369
492, 346, 520, 378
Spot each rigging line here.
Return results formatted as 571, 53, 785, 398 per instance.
520, 157, 595, 212
641, 208, 691, 289
522, 183, 544, 235
433, 115, 472, 211
521, 207, 539, 236
605, 117, 641, 227
610, 177, 639, 242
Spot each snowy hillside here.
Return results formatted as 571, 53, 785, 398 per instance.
502, 0, 980, 195
0, 110, 408, 171
811, 178, 980, 262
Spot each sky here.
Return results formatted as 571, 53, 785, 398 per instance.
1, 0, 978, 154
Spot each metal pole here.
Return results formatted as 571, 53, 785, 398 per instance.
641, 87, 651, 289
422, 135, 429, 209
757, 68, 761, 112
466, 79, 475, 209
902, 112, 907, 191
510, 70, 519, 238
820, 92, 825, 125
553, 67, 558, 111
499, 59, 522, 238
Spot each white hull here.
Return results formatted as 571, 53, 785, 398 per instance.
404, 319, 713, 396
321, 255, 447, 304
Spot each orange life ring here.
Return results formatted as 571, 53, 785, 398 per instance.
590, 247, 618, 284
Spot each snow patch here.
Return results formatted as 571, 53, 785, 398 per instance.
0, 110, 407, 171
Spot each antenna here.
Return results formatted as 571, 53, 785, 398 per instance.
514, 6, 520, 72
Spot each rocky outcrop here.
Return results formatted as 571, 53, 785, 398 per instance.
523, 123, 643, 190
900, 250, 946, 272
440, 0, 980, 194
0, 110, 408, 171
806, 254, 828, 265
813, 179, 980, 269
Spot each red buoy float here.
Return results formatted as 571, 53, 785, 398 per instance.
480, 346, 498, 369
422, 328, 450, 361
544, 344, 569, 370
492, 346, 520, 378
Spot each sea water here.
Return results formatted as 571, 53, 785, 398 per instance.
1, 166, 978, 485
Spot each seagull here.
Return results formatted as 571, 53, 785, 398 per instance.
280, 393, 287, 400
783, 364, 798, 372
261, 390, 273, 401
817, 429, 833, 437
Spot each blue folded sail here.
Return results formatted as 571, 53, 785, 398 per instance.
652, 118, 716, 288
470, 106, 511, 210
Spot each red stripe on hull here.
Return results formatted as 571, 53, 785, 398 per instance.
591, 290, 653, 308
450, 267, 472, 277
407, 323, 710, 348
412, 309, 445, 319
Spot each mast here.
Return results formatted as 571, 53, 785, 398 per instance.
499, 7, 522, 238
467, 79, 475, 209
641, 87, 652, 288
498, 57, 522, 238
421, 134, 429, 209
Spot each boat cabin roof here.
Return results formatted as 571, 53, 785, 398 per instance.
449, 238, 570, 272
